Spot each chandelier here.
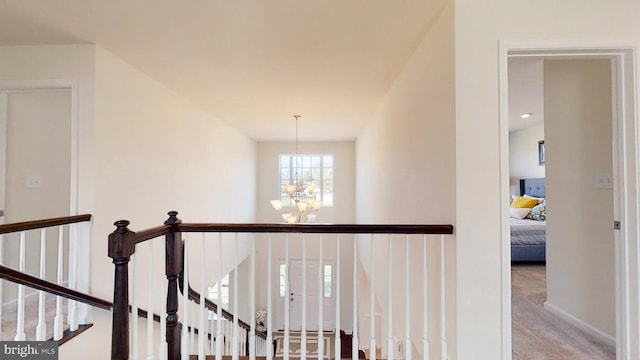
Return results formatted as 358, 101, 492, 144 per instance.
270, 115, 321, 223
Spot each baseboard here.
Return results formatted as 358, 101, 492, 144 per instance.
543, 301, 616, 348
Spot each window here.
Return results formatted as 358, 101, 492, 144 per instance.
279, 154, 334, 206
323, 264, 332, 298
207, 274, 230, 309
279, 264, 287, 297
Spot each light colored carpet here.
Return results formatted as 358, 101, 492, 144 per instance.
512, 264, 615, 359
1, 291, 67, 341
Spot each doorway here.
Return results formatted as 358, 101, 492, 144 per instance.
508, 57, 616, 358
276, 259, 336, 332
499, 47, 638, 360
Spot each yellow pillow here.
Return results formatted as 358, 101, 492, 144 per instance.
510, 196, 539, 208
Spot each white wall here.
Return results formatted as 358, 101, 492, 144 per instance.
91, 46, 257, 301
256, 141, 355, 224
509, 123, 545, 194
0, 44, 258, 352
454, 0, 640, 357
544, 59, 615, 339
356, 2, 455, 358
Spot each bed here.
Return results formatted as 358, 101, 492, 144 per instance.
510, 178, 546, 262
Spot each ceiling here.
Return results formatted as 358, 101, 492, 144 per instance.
0, 0, 449, 141
508, 58, 545, 133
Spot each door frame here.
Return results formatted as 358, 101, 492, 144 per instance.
0, 80, 79, 216
0, 80, 86, 320
498, 44, 638, 359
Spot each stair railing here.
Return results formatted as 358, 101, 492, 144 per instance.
0, 214, 92, 341
109, 211, 454, 360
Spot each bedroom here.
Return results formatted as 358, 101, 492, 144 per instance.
508, 57, 616, 358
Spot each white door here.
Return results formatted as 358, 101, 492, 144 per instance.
289, 260, 319, 331
0, 93, 6, 225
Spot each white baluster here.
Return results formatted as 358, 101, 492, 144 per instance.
267, 234, 273, 360
54, 226, 64, 340
334, 234, 341, 360
318, 236, 323, 360
284, 234, 290, 360
232, 233, 239, 360
423, 235, 429, 360
159, 240, 168, 359
370, 234, 376, 360
216, 233, 223, 360
147, 241, 155, 360
250, 234, 256, 360
181, 234, 190, 359
199, 233, 206, 359
131, 253, 138, 360
210, 312, 215, 355
352, 236, 358, 360
440, 235, 447, 360
14, 231, 26, 341
67, 223, 78, 331
0, 233, 4, 338
387, 235, 394, 360
301, 234, 307, 360
190, 301, 196, 355
35, 229, 47, 340
405, 235, 411, 360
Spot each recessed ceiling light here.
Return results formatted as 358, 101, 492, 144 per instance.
521, 113, 532, 119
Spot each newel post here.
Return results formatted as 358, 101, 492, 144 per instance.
165, 211, 183, 360
108, 220, 136, 360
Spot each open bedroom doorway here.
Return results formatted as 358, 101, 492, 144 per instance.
501, 47, 638, 360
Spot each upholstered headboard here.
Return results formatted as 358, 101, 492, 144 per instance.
519, 178, 546, 198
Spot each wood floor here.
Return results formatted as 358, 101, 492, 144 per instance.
511, 264, 615, 359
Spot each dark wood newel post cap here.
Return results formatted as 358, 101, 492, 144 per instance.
108, 219, 135, 260
165, 211, 181, 225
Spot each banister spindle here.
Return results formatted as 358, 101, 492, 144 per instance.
36, 228, 47, 340
146, 240, 155, 360
0, 233, 4, 337
14, 231, 26, 341
54, 226, 64, 340
440, 235, 447, 360
233, 233, 239, 360
108, 220, 136, 360
216, 233, 223, 360
370, 234, 376, 360
249, 234, 256, 360
334, 234, 341, 360
387, 234, 394, 360
405, 235, 411, 360
318, 236, 324, 360
352, 236, 358, 360
301, 234, 307, 360
181, 233, 190, 359
267, 234, 273, 360
423, 235, 429, 360
199, 233, 206, 359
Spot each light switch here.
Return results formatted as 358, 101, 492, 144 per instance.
25, 175, 42, 189
595, 174, 613, 189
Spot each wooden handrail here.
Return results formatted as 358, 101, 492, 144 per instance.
0, 264, 111, 311
0, 214, 92, 235
177, 222, 454, 235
